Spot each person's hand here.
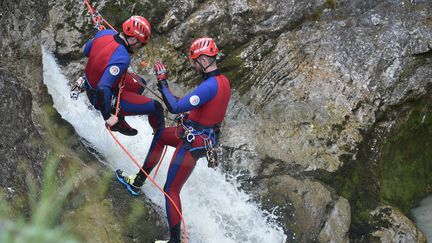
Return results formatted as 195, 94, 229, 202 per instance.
105, 114, 119, 128
154, 61, 168, 81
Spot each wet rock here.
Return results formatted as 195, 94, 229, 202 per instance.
261, 175, 334, 242
370, 205, 427, 243
0, 0, 50, 213
319, 197, 351, 243
0, 73, 46, 213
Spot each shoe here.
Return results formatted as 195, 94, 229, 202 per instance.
115, 169, 141, 196
111, 116, 138, 136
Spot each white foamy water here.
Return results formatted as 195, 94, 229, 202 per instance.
42, 46, 287, 243
412, 194, 432, 242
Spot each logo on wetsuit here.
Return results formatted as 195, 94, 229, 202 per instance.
189, 95, 200, 106
109, 66, 120, 76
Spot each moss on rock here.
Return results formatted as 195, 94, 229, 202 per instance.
324, 93, 432, 239
377, 95, 432, 212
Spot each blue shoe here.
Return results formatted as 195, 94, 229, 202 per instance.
115, 169, 141, 196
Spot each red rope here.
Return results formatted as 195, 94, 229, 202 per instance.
107, 129, 188, 242
152, 145, 167, 179
109, 77, 188, 242
84, 0, 117, 32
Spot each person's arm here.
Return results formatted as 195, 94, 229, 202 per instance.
159, 81, 216, 113
96, 63, 128, 120
154, 62, 217, 114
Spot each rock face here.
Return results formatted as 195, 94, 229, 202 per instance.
0, 73, 45, 213
39, 0, 432, 242
0, 0, 50, 214
0, 0, 167, 241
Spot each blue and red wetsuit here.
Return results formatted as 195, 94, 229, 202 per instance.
83, 29, 164, 130
135, 69, 231, 232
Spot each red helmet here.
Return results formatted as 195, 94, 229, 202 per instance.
122, 16, 151, 43
189, 37, 219, 60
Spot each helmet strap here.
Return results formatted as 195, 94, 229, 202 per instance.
195, 56, 216, 73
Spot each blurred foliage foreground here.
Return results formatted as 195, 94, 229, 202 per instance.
0, 154, 115, 243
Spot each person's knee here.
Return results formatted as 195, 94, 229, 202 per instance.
149, 100, 165, 131
154, 100, 164, 114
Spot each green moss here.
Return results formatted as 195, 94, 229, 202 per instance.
377, 97, 432, 212
322, 94, 432, 238
219, 45, 252, 95
326, 0, 336, 9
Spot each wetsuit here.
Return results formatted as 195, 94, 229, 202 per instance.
83, 29, 164, 130
135, 69, 231, 240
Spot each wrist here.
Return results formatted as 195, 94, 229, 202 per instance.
157, 73, 168, 81
103, 112, 111, 120
157, 79, 168, 90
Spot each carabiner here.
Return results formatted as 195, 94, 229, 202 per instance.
186, 133, 195, 143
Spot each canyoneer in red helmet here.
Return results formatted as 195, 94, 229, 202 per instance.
116, 37, 231, 243
82, 15, 164, 136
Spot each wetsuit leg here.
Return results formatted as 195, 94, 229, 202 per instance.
119, 90, 164, 131
123, 72, 145, 94
135, 127, 180, 184
164, 141, 197, 229
163, 136, 207, 243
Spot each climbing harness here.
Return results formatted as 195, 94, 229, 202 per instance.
175, 114, 219, 168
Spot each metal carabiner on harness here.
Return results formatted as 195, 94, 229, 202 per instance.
185, 127, 195, 143
70, 77, 86, 100
205, 139, 218, 168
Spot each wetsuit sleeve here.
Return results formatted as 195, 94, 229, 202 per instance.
96, 63, 128, 120
160, 81, 217, 114
83, 39, 94, 57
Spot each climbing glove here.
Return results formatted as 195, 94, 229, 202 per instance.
154, 61, 168, 81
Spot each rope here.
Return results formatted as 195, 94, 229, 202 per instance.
152, 145, 167, 179
109, 76, 188, 243
84, 0, 117, 31
129, 75, 164, 101
83, 2, 187, 240
107, 128, 188, 242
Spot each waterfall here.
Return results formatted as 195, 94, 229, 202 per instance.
42, 46, 287, 243
412, 194, 432, 242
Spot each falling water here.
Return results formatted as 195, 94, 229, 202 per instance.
42, 46, 287, 243
412, 194, 432, 242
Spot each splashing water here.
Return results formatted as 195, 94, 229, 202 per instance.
411, 194, 432, 242
42, 46, 287, 243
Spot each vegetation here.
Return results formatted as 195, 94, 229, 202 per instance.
324, 94, 432, 238
377, 96, 432, 212
0, 155, 79, 243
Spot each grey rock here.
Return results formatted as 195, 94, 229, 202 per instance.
319, 197, 351, 243
370, 205, 427, 243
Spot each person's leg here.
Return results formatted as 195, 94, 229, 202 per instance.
135, 127, 180, 184
116, 127, 181, 196
123, 72, 145, 94
163, 142, 197, 243
119, 91, 165, 131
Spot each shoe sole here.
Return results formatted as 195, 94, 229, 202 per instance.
115, 171, 141, 196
